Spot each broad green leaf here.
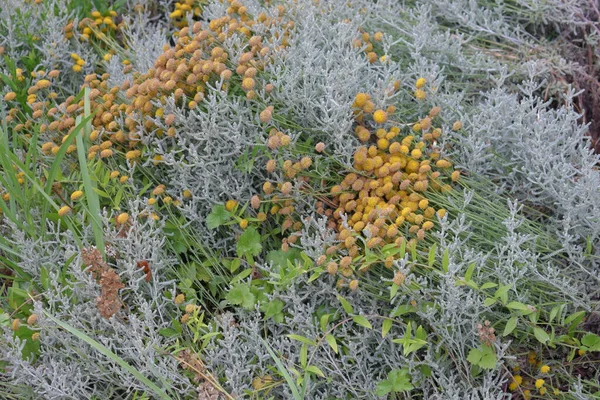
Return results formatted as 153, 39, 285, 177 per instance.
415, 325, 427, 341
325, 334, 338, 354
305, 365, 325, 378
503, 316, 518, 336
480, 282, 498, 290
564, 311, 585, 326
548, 305, 562, 324
287, 334, 316, 346
533, 327, 550, 344
506, 302, 529, 311
483, 297, 497, 307
264, 299, 284, 320
300, 344, 307, 367
441, 248, 449, 273
390, 304, 415, 318
319, 314, 330, 332
465, 262, 476, 282
494, 284, 511, 305
382, 319, 393, 338
352, 315, 372, 329
337, 295, 354, 315
428, 244, 436, 268
390, 283, 399, 300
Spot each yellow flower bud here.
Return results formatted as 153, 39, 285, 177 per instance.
58, 206, 71, 217
70, 190, 84, 201
116, 212, 129, 224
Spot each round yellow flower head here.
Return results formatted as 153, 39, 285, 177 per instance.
174, 293, 185, 305
116, 212, 129, 224
225, 199, 238, 211
373, 109, 388, 124
535, 379, 544, 389
540, 365, 550, 374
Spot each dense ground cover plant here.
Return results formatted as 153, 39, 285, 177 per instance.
0, 0, 599, 399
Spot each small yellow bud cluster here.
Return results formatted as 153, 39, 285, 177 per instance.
71, 53, 86, 72
169, 0, 202, 28
353, 29, 387, 64
41, 0, 293, 188
266, 129, 292, 150
318, 96, 458, 277
76, 10, 124, 42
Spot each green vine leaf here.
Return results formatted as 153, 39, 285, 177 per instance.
236, 226, 262, 258
226, 284, 255, 309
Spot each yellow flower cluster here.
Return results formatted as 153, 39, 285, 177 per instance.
322, 93, 455, 270
169, 0, 203, 29
352, 29, 386, 64
27, 0, 292, 222
71, 53, 86, 72
508, 354, 558, 396
64, 10, 124, 42
39, 0, 290, 165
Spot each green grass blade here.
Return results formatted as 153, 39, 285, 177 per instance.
75, 89, 105, 256
260, 338, 303, 400
42, 311, 173, 400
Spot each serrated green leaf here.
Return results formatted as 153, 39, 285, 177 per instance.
264, 299, 284, 320
206, 204, 230, 229
352, 315, 372, 329
236, 226, 262, 258
467, 345, 497, 369
325, 334, 338, 354
581, 333, 600, 351
503, 316, 518, 336
226, 284, 255, 309
375, 369, 414, 396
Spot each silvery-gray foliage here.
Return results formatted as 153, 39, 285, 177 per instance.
0, 202, 193, 399
0, 0, 101, 94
